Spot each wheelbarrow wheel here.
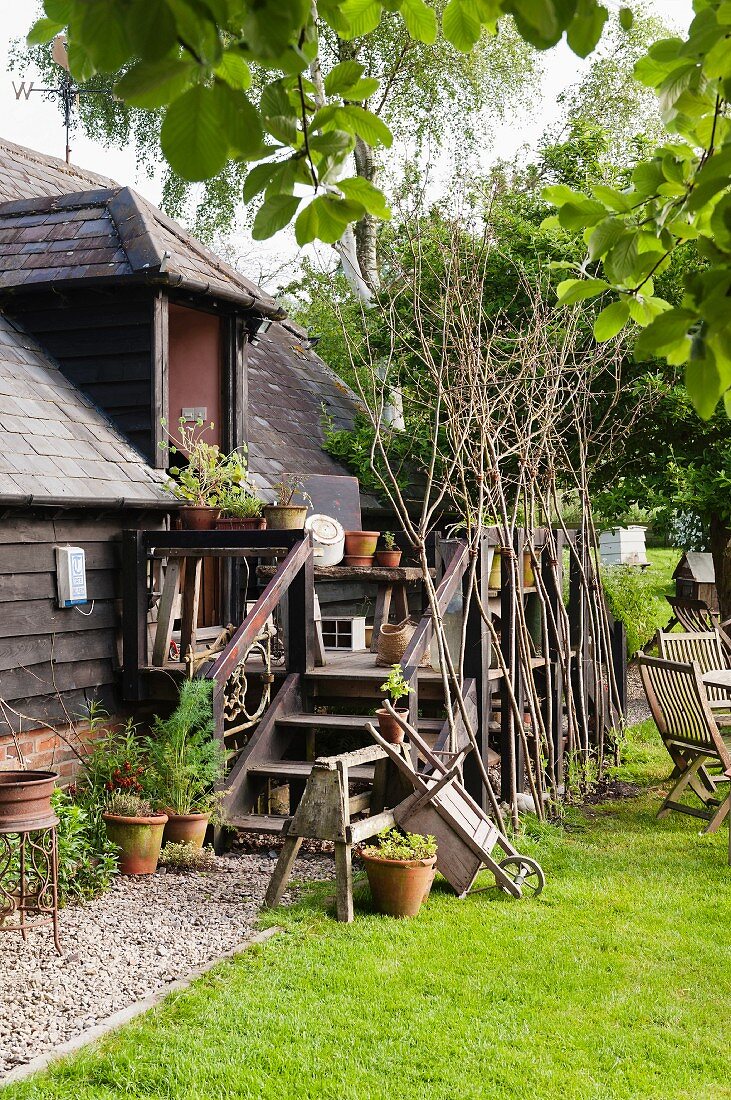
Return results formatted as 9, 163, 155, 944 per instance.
497, 856, 545, 897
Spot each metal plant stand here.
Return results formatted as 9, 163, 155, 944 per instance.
0, 811, 61, 955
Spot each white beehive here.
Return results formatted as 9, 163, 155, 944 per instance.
599, 526, 649, 567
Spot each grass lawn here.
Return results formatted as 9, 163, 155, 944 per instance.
5, 722, 731, 1100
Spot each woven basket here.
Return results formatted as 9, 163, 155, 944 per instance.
376, 619, 431, 668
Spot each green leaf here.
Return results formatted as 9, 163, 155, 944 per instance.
78, 1, 132, 71
340, 0, 383, 37
308, 131, 354, 156
587, 217, 626, 261
558, 199, 607, 231
338, 176, 391, 218
443, 0, 481, 52
606, 231, 639, 281
318, 105, 393, 148
27, 17, 64, 44
566, 1, 608, 59
116, 60, 196, 110
631, 160, 664, 195
341, 78, 381, 101
324, 60, 365, 96
619, 7, 633, 30
628, 296, 672, 327
252, 194, 302, 240
167, 0, 222, 66
593, 300, 630, 342
295, 200, 320, 246
542, 184, 584, 206
686, 353, 722, 420
294, 194, 364, 243
215, 51, 252, 91
126, 0, 178, 60
243, 161, 279, 202
217, 85, 263, 160
556, 278, 609, 305
634, 308, 696, 359
160, 84, 229, 181
591, 184, 633, 213
400, 0, 438, 44
44, 0, 73, 20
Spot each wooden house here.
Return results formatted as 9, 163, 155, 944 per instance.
672, 551, 718, 612
0, 138, 364, 775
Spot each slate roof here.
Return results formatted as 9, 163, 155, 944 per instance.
0, 184, 283, 316
0, 137, 116, 203
247, 321, 364, 495
0, 313, 173, 507
673, 552, 716, 584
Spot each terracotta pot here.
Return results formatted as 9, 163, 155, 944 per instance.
179, 506, 220, 530
375, 550, 402, 568
362, 853, 437, 918
344, 531, 379, 557
343, 555, 374, 567
376, 707, 408, 744
215, 516, 267, 531
488, 549, 502, 589
262, 504, 308, 530
523, 549, 535, 588
365, 625, 374, 648
103, 813, 168, 875
163, 811, 210, 849
0, 770, 58, 831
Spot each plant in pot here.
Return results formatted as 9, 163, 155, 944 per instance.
343, 528, 380, 566
361, 828, 438, 918
144, 679, 226, 849
263, 473, 312, 530
376, 664, 413, 744
102, 792, 168, 876
375, 532, 402, 568
159, 417, 250, 530
216, 486, 266, 531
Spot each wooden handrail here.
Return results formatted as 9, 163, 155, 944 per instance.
206, 538, 312, 694
402, 540, 471, 682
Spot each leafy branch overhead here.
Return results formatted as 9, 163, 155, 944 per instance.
30, 0, 628, 248
544, 1, 731, 419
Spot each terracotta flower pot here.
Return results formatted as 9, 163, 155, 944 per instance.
344, 531, 379, 557
0, 770, 58, 831
215, 516, 267, 531
362, 853, 437, 918
262, 504, 308, 530
375, 550, 402, 568
163, 811, 210, 849
376, 707, 408, 744
179, 506, 220, 530
103, 812, 168, 875
343, 555, 374, 567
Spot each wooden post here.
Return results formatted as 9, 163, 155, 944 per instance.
541, 532, 565, 789
568, 530, 590, 749
611, 617, 627, 717
500, 530, 524, 803
122, 529, 148, 702
286, 542, 315, 674
461, 539, 487, 805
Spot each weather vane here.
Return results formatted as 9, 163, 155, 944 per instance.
12, 35, 110, 165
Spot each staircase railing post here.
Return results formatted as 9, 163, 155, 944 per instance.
286, 539, 315, 674
122, 529, 148, 703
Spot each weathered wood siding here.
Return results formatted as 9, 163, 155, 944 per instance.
0, 510, 163, 735
5, 287, 155, 461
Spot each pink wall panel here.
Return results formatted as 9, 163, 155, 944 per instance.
168, 303, 222, 448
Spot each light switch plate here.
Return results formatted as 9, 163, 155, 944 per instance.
181, 406, 207, 421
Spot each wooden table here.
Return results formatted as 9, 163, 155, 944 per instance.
702, 669, 731, 691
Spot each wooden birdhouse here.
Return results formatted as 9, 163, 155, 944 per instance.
672, 552, 718, 612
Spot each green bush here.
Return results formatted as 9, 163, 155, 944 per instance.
601, 565, 658, 657
53, 789, 118, 904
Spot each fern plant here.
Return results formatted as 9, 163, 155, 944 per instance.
144, 680, 226, 817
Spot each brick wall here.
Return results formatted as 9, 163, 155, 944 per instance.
0, 717, 115, 783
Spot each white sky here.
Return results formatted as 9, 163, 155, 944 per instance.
0, 1, 695, 286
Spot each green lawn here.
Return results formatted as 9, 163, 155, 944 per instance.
5, 721, 731, 1100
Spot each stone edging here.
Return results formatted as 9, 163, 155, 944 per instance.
0, 926, 281, 1089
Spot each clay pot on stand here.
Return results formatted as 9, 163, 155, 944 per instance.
179, 506, 220, 531
262, 504, 308, 530
0, 771, 57, 831
362, 852, 437, 918
215, 516, 267, 531
375, 549, 402, 568
162, 811, 210, 849
375, 707, 408, 744
103, 812, 168, 875
344, 531, 379, 558
343, 555, 374, 567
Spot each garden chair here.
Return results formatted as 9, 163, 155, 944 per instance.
638, 655, 731, 832
365, 708, 545, 898
656, 629, 731, 725
665, 597, 731, 657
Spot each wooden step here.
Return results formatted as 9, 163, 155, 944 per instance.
225, 814, 290, 834
276, 713, 444, 732
247, 760, 375, 781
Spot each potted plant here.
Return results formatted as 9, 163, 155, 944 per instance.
263, 473, 312, 530
159, 417, 250, 530
343, 529, 380, 565
102, 792, 168, 875
375, 532, 402, 568
361, 828, 438, 918
216, 486, 267, 531
144, 679, 226, 849
376, 664, 413, 744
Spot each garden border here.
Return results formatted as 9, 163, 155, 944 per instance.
0, 926, 281, 1089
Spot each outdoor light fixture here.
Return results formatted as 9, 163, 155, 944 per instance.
247, 316, 273, 343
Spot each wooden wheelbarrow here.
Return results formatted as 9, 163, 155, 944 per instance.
366, 710, 545, 899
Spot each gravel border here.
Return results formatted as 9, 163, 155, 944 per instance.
0, 850, 334, 1081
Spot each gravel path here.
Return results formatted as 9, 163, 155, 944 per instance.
0, 850, 334, 1078
625, 663, 651, 726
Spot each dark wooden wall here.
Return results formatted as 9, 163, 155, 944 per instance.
0, 509, 163, 732
5, 286, 156, 462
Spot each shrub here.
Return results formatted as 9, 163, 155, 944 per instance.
159, 842, 220, 872
104, 791, 156, 817
52, 789, 117, 904
601, 565, 658, 657
362, 828, 437, 861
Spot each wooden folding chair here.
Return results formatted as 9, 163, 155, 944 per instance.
657, 629, 731, 725
638, 655, 731, 832
366, 711, 545, 899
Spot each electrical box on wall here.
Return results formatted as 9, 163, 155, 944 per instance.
55, 546, 88, 608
